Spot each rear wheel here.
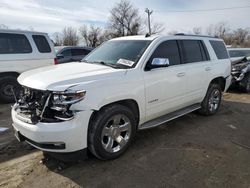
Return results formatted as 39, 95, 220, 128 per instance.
198, 84, 222, 116
0, 75, 20, 103
241, 74, 250, 93
88, 104, 137, 160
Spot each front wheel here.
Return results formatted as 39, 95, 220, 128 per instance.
198, 84, 222, 116
0, 75, 20, 103
241, 74, 250, 93
88, 104, 137, 160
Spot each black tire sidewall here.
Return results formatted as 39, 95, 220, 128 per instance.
200, 84, 222, 115
0, 76, 19, 103
244, 74, 250, 92
89, 105, 137, 160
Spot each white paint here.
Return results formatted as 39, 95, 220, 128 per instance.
12, 35, 232, 153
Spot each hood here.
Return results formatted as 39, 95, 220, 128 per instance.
18, 62, 126, 91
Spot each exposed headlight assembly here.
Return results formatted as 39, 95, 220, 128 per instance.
52, 90, 86, 105
50, 90, 86, 121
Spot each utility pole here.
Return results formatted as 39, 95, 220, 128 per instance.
145, 8, 153, 35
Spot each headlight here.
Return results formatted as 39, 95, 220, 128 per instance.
52, 90, 86, 105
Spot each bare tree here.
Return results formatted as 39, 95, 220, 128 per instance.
108, 0, 142, 37
233, 28, 249, 46
206, 22, 230, 39
150, 22, 165, 34
193, 27, 202, 35
62, 27, 79, 46
79, 25, 105, 47
52, 32, 63, 46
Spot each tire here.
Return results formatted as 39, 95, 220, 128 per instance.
88, 104, 137, 160
241, 74, 250, 93
0, 75, 20, 103
198, 84, 222, 116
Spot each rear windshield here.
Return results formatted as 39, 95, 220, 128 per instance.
228, 50, 250, 58
0, 33, 32, 54
209, 40, 229, 59
32, 35, 51, 53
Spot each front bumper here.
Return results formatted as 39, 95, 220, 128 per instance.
12, 107, 93, 153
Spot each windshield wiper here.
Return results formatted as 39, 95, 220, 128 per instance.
85, 61, 124, 69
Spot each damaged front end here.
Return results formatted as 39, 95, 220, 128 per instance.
231, 57, 250, 81
13, 87, 86, 124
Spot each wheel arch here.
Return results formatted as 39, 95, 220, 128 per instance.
209, 76, 226, 91
0, 72, 20, 78
89, 99, 140, 127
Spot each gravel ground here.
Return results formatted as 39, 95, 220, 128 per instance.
0, 92, 250, 188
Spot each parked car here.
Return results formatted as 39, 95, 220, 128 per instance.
55, 46, 93, 64
0, 29, 56, 103
231, 56, 250, 92
228, 48, 250, 62
12, 34, 231, 160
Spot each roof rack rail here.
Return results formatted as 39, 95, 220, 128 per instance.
175, 33, 219, 38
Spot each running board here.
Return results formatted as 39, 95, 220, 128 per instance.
138, 104, 201, 130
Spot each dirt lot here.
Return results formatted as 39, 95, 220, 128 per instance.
0, 92, 250, 188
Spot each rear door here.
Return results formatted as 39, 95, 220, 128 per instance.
178, 39, 211, 104
59, 49, 72, 63
144, 40, 187, 121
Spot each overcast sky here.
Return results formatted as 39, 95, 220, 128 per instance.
0, 0, 249, 35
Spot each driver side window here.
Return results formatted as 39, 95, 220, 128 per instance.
147, 40, 181, 69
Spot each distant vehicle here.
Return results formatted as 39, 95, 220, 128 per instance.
228, 48, 250, 61
231, 57, 250, 92
0, 29, 56, 103
55, 46, 93, 64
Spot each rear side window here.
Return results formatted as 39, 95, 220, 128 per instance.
61, 49, 71, 57
32, 35, 51, 53
71, 49, 90, 56
149, 40, 181, 66
209, 40, 229, 59
181, 40, 209, 63
0, 33, 32, 54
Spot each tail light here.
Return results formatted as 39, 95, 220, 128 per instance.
54, 58, 59, 65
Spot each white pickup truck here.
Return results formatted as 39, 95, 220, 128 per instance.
12, 34, 231, 160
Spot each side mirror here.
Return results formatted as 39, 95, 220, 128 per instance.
152, 58, 170, 67
57, 54, 64, 59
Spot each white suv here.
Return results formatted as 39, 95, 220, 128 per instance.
0, 29, 56, 103
12, 34, 231, 160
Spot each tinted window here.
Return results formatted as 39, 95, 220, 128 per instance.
209, 40, 229, 59
181, 40, 205, 63
149, 40, 180, 66
61, 49, 71, 57
229, 50, 250, 58
72, 49, 90, 56
0, 33, 32, 54
32, 35, 51, 53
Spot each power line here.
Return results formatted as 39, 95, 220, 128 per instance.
154, 5, 250, 13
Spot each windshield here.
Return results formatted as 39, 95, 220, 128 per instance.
83, 40, 151, 68
229, 50, 250, 58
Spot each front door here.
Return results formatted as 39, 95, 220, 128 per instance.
144, 40, 187, 121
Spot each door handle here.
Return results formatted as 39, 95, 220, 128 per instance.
205, 67, 212, 71
177, 72, 185, 77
